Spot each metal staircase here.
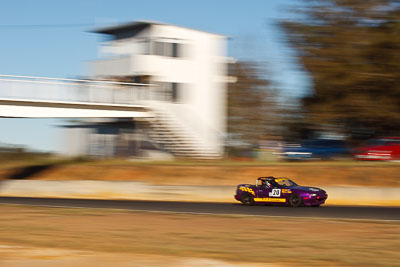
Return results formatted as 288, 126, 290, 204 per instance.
146, 105, 222, 159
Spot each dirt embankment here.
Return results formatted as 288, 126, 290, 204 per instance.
1, 163, 399, 187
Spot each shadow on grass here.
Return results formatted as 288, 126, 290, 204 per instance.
3, 156, 92, 180
7, 164, 56, 180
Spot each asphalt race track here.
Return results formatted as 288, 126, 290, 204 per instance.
1, 197, 399, 221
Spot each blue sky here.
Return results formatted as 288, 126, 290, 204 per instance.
0, 0, 308, 152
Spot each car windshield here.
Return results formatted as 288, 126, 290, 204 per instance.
302, 139, 343, 148
365, 139, 400, 146
275, 178, 298, 187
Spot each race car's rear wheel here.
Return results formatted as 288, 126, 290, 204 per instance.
289, 194, 302, 207
241, 193, 254, 206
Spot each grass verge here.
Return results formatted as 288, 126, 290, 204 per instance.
0, 204, 399, 266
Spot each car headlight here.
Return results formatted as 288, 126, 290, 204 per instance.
310, 193, 317, 197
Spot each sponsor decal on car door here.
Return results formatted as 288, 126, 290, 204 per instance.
254, 188, 286, 203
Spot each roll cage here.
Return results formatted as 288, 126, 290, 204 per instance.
256, 176, 297, 187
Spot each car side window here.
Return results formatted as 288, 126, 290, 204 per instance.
387, 141, 400, 146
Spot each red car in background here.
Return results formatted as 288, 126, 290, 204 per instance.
353, 137, 400, 160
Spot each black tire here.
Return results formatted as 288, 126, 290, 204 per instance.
289, 194, 303, 207
241, 193, 254, 206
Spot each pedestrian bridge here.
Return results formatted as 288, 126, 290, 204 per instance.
0, 74, 156, 118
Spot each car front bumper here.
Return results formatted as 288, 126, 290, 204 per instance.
354, 154, 392, 160
302, 195, 328, 206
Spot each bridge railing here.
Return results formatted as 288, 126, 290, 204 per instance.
0, 74, 158, 106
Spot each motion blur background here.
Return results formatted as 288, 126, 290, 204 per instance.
1, 0, 400, 162
1, 1, 400, 267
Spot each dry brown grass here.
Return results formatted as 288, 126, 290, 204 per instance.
0, 204, 399, 266
3, 162, 399, 188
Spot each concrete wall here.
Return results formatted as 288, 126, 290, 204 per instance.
1, 180, 399, 206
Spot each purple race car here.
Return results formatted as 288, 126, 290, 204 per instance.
234, 176, 328, 207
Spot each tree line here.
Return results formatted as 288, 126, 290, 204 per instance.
227, 0, 400, 150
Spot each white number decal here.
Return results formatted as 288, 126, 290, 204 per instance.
269, 189, 281, 197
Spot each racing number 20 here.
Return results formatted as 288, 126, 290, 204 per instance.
271, 189, 281, 197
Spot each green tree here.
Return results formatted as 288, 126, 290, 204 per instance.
227, 61, 279, 148
281, 0, 400, 140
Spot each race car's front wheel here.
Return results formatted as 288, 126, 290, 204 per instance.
289, 194, 302, 207
241, 193, 254, 206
